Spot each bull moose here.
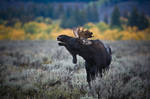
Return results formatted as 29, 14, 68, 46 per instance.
57, 28, 112, 87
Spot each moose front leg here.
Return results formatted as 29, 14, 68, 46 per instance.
72, 55, 77, 64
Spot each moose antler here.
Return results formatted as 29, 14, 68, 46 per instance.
73, 28, 79, 38
73, 27, 93, 39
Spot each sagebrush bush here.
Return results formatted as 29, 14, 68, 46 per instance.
90, 54, 150, 99
0, 40, 150, 99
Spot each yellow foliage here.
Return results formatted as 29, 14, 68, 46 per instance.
9, 29, 25, 40
85, 22, 96, 28
14, 21, 22, 29
50, 28, 73, 39
0, 21, 150, 41
89, 27, 102, 39
38, 22, 47, 30
100, 29, 119, 40
0, 25, 13, 40
120, 17, 128, 25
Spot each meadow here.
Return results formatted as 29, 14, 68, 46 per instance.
0, 40, 150, 99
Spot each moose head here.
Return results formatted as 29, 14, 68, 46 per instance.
57, 34, 85, 64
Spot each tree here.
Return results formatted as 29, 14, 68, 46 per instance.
45, 4, 54, 18
110, 6, 121, 28
128, 7, 139, 27
60, 7, 88, 28
60, 14, 70, 28
53, 4, 64, 19
104, 14, 108, 24
128, 7, 149, 30
78, 9, 88, 26
85, 5, 91, 22
138, 13, 149, 30
23, 22, 40, 34
60, 8, 78, 28
86, 4, 99, 23
123, 10, 129, 19
91, 4, 99, 22
65, 7, 73, 18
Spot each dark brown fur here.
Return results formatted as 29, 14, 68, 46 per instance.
57, 35, 112, 86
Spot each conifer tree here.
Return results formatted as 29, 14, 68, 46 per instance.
110, 6, 121, 28
128, 7, 139, 27
78, 9, 88, 26
123, 11, 129, 19
91, 4, 99, 22
104, 14, 108, 24
65, 7, 73, 18
86, 4, 99, 23
53, 4, 64, 19
60, 7, 79, 28
138, 13, 149, 30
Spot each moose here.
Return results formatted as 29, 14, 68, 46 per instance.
57, 28, 112, 87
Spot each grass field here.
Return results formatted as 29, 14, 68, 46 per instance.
0, 40, 150, 99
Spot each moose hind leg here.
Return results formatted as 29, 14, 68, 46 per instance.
86, 72, 92, 89
85, 62, 92, 88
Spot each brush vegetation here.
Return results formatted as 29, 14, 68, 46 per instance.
0, 40, 150, 98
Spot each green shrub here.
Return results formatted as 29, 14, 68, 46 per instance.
23, 22, 41, 34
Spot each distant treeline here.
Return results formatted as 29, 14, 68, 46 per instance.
103, 0, 148, 4
0, 3, 99, 28
0, 0, 149, 29
110, 6, 149, 30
